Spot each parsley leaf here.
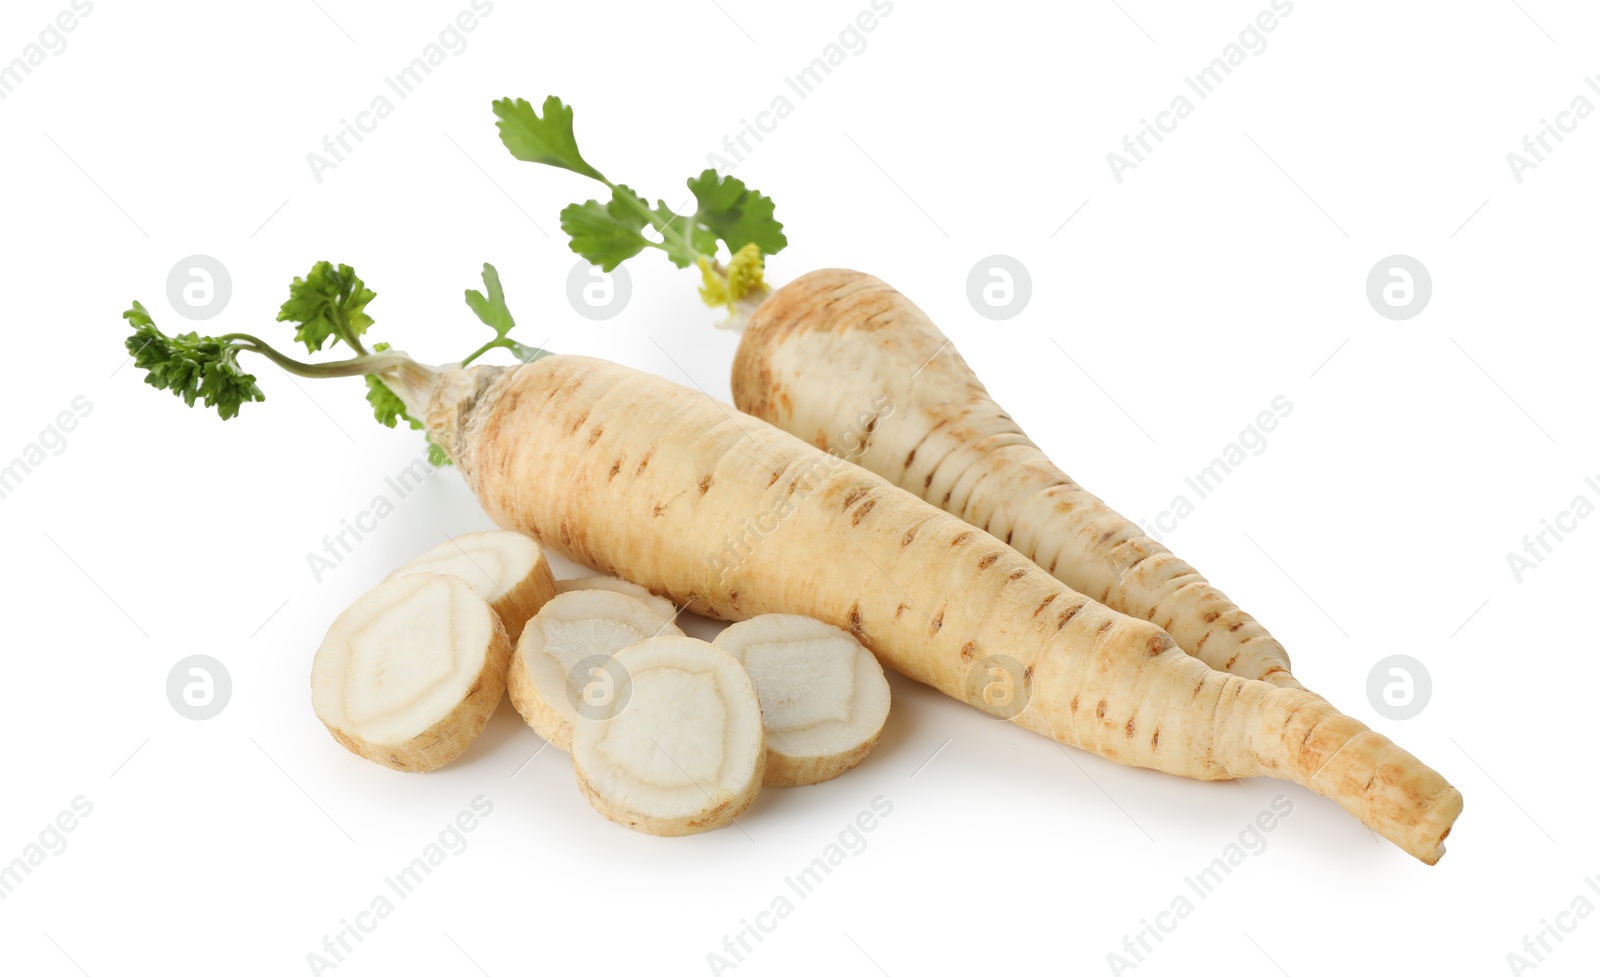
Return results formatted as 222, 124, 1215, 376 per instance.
559, 186, 652, 271
492, 96, 604, 182
277, 261, 376, 354
687, 169, 787, 255
123, 302, 265, 420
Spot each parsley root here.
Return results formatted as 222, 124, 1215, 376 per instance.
387, 530, 556, 640
122, 254, 1460, 862
730, 269, 1306, 691
311, 573, 511, 772
572, 636, 765, 836
713, 615, 891, 787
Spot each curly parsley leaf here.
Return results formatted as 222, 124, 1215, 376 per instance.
492, 96, 604, 182
123, 302, 265, 420
277, 261, 376, 354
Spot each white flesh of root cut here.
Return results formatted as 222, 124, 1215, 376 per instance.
555, 575, 676, 622
311, 573, 511, 772
713, 614, 891, 786
572, 636, 765, 835
507, 590, 683, 752
388, 530, 557, 640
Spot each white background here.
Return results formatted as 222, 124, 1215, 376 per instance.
1, 1, 1596, 975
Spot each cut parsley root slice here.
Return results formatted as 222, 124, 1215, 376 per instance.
572, 636, 764, 836
387, 530, 556, 641
554, 575, 676, 622
311, 573, 511, 772
507, 591, 683, 752
713, 615, 891, 787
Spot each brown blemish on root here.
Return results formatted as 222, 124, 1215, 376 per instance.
960, 641, 976, 662
1096, 619, 1113, 635
843, 486, 870, 509
1034, 594, 1058, 617
901, 526, 918, 547
1070, 695, 1080, 712
851, 499, 877, 527
635, 447, 655, 475
587, 426, 605, 446
894, 603, 908, 620
1203, 610, 1220, 624
1055, 604, 1081, 630
1124, 718, 1136, 738
608, 459, 622, 480
1095, 700, 1107, 719
928, 609, 944, 637
567, 410, 590, 435
951, 531, 973, 547
847, 602, 864, 636
1228, 621, 1244, 632
1151, 729, 1161, 749
698, 474, 714, 496
1195, 632, 1211, 650
977, 552, 999, 571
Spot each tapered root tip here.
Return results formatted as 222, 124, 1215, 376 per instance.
1409, 785, 1463, 866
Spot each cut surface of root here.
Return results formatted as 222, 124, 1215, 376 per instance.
571, 636, 765, 835
388, 530, 555, 641
507, 590, 683, 752
311, 573, 510, 772
714, 614, 891, 786
555, 575, 676, 622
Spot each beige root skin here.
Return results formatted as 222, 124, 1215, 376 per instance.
730, 269, 1303, 692
426, 354, 1460, 862
311, 573, 512, 773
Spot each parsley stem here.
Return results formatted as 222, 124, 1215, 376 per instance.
219, 333, 407, 379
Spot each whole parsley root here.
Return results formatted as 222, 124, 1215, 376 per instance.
494, 97, 1460, 861
121, 251, 1459, 862
731, 270, 1306, 691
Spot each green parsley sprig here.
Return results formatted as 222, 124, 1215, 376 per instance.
492, 95, 787, 326
122, 261, 545, 465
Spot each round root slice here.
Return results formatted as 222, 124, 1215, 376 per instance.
507, 590, 683, 752
713, 615, 891, 787
311, 573, 511, 772
572, 636, 765, 836
555, 575, 676, 622
388, 530, 556, 641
